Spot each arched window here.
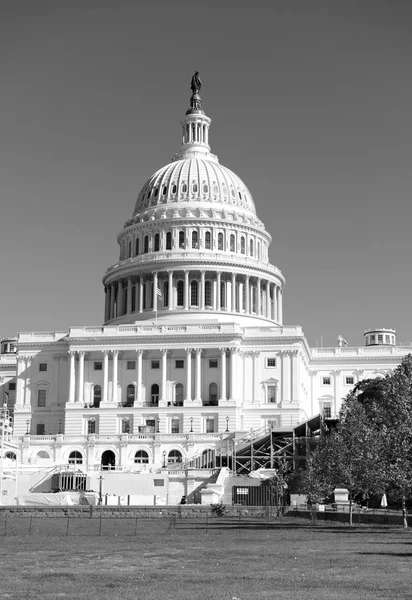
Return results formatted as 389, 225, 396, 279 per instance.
126, 384, 135, 407
168, 449, 182, 464
240, 237, 245, 254
135, 238, 140, 256
179, 230, 185, 249
177, 281, 184, 307
93, 385, 101, 408
175, 383, 184, 406
166, 231, 172, 250
257, 241, 260, 259
154, 188, 159, 197
250, 239, 254, 256
68, 451, 83, 465
218, 232, 223, 250
163, 281, 169, 308
205, 280, 212, 307
144, 236, 149, 254
128, 240, 132, 258
203, 183, 208, 194
151, 384, 159, 406
37, 450, 50, 460
230, 234, 235, 252
205, 231, 211, 249
5, 452, 16, 460
190, 280, 198, 306
182, 183, 187, 194
252, 286, 257, 313
209, 383, 218, 406
154, 233, 160, 252
192, 231, 198, 248
134, 450, 149, 464
220, 281, 225, 309
172, 184, 177, 194
192, 182, 198, 193
162, 186, 167, 196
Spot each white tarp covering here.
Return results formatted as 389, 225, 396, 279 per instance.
249, 468, 279, 479
15, 492, 99, 506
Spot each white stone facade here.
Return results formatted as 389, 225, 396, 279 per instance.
1, 83, 411, 477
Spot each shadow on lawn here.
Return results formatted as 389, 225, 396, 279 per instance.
357, 552, 412, 557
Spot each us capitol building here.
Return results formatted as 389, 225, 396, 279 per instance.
0, 75, 410, 501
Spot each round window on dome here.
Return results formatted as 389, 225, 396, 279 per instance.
203, 184, 208, 194
222, 185, 228, 196
213, 183, 218, 195
182, 183, 187, 193
154, 188, 159, 197
172, 184, 177, 194
192, 183, 198, 193
163, 186, 167, 195
231, 188, 235, 198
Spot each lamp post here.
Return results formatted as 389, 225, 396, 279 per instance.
98, 475, 104, 506
190, 417, 193, 433
58, 419, 62, 434
162, 450, 166, 468
226, 416, 229, 432
26, 419, 30, 435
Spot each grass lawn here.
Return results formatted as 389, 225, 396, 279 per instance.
0, 517, 411, 599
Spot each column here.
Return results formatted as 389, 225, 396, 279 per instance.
16, 357, 25, 407
110, 283, 115, 319
168, 271, 173, 310
195, 348, 202, 402
229, 348, 238, 401
133, 281, 138, 313
136, 350, 143, 404
281, 351, 290, 403
126, 278, 132, 314
220, 348, 227, 401
231, 273, 236, 312
245, 276, 250, 314
333, 370, 341, 416
68, 351, 76, 403
200, 270, 205, 310
112, 350, 119, 403
161, 349, 167, 403
184, 270, 189, 309
257, 278, 261, 316
102, 350, 109, 402
185, 349, 192, 401
266, 283, 271, 319
77, 351, 85, 404
291, 350, 299, 403
104, 287, 110, 322
153, 271, 158, 312
278, 289, 283, 323
139, 278, 144, 313
216, 272, 221, 311
24, 357, 32, 407
118, 281, 124, 317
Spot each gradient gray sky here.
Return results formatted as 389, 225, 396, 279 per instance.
1, 0, 411, 347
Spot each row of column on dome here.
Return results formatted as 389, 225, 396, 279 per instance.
104, 271, 283, 322
119, 228, 267, 262
67, 348, 240, 406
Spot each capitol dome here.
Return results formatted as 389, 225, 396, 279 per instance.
102, 75, 285, 327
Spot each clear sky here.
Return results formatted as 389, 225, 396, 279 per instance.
1, 0, 411, 347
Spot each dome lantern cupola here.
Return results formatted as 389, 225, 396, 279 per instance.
172, 71, 214, 162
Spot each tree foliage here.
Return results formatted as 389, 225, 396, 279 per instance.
300, 355, 412, 526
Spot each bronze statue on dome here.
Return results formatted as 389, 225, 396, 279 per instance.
190, 71, 202, 95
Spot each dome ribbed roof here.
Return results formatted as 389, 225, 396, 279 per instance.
132, 157, 256, 218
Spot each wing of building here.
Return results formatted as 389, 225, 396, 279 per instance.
0, 78, 410, 504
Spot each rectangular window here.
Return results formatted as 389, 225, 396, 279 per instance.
94, 362, 102, 371
175, 360, 184, 369
370, 335, 376, 344
385, 335, 390, 344
266, 358, 276, 368
151, 360, 160, 369
378, 334, 383, 343
267, 385, 277, 403
8, 382, 16, 391
209, 359, 218, 368
39, 363, 47, 372
37, 389, 46, 407
171, 418, 180, 434
205, 418, 215, 433
121, 418, 130, 434
87, 420, 96, 434
36, 424, 46, 435
322, 377, 331, 385
323, 404, 332, 419
127, 361, 136, 370
345, 376, 354, 385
